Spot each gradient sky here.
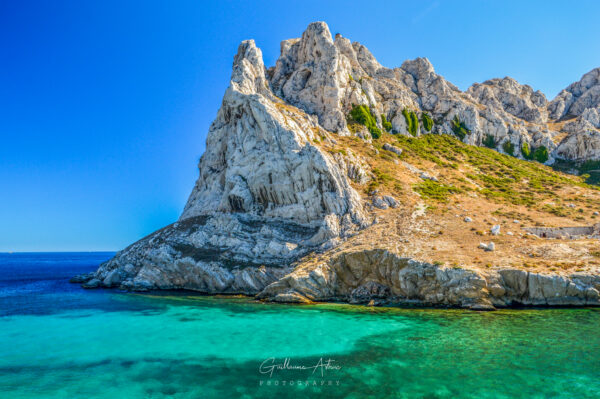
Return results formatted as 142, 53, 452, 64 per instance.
1, 1, 599, 252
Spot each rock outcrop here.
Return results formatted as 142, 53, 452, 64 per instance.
467, 77, 548, 124
548, 68, 600, 120
549, 68, 600, 161
76, 21, 600, 309
555, 130, 600, 162
257, 249, 600, 309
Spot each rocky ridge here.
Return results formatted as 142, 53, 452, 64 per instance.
76, 22, 600, 310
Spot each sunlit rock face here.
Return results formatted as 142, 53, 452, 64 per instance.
467, 77, 548, 124
89, 37, 367, 293
548, 68, 600, 161
548, 68, 600, 120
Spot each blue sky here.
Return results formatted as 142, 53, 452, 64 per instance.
1, 0, 599, 251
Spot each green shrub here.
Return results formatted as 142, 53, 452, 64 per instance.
349, 104, 381, 139
580, 159, 600, 173
521, 142, 532, 160
422, 112, 433, 132
402, 108, 419, 136
409, 111, 419, 136
370, 127, 382, 139
402, 108, 413, 136
482, 134, 496, 148
533, 146, 549, 163
552, 159, 600, 185
451, 115, 470, 140
381, 114, 392, 132
502, 141, 515, 156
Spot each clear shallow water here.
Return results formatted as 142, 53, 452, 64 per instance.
1, 253, 600, 398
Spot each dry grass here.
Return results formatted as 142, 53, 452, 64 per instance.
309, 131, 600, 274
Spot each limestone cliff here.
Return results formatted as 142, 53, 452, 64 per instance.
84, 39, 366, 294
76, 22, 600, 310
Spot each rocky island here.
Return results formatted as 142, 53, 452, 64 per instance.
74, 22, 600, 310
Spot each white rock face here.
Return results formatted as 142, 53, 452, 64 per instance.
548, 68, 600, 120
467, 77, 548, 123
547, 68, 600, 161
269, 22, 351, 133
555, 130, 600, 161
181, 40, 364, 227
88, 38, 367, 293
268, 21, 600, 165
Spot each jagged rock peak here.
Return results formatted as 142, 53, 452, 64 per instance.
230, 39, 270, 97
270, 21, 349, 133
548, 67, 600, 120
467, 76, 548, 123
182, 32, 365, 227
400, 57, 435, 78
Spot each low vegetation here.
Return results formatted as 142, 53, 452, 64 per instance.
553, 159, 600, 185
394, 134, 596, 206
482, 134, 496, 149
451, 116, 470, 140
580, 159, 600, 174
422, 112, 433, 132
533, 146, 549, 163
367, 167, 394, 193
380, 114, 392, 132
402, 108, 419, 136
502, 140, 515, 156
521, 142, 549, 163
414, 179, 462, 202
521, 142, 532, 159
349, 104, 381, 139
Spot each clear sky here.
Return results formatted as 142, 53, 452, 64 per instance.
1, 1, 599, 252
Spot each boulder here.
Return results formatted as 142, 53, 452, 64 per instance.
382, 195, 399, 208
478, 242, 495, 251
383, 143, 403, 156
82, 279, 101, 289
102, 270, 121, 287
372, 196, 389, 209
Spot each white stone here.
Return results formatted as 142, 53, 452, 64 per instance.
478, 242, 495, 251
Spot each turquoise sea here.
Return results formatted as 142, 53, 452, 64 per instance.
1, 252, 600, 398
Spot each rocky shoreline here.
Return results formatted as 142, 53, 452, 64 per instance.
72, 248, 600, 311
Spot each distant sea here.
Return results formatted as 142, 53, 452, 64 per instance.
1, 252, 600, 398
